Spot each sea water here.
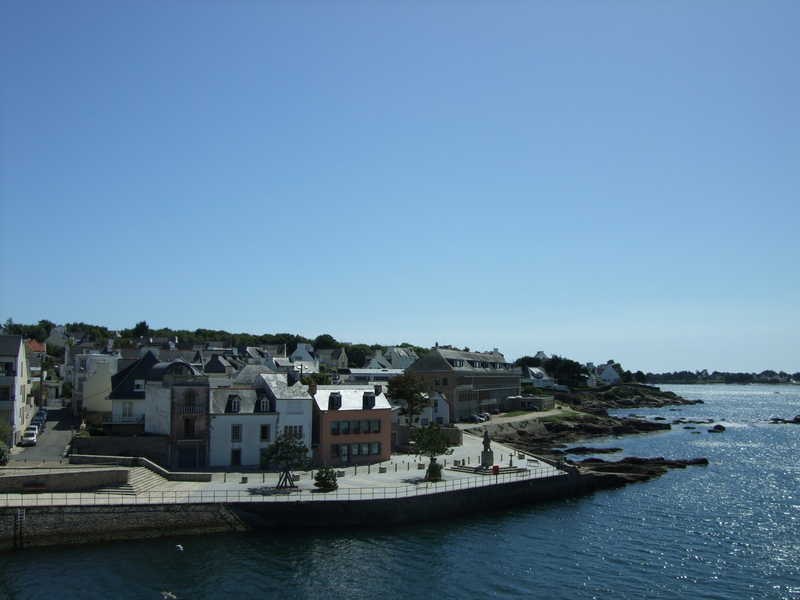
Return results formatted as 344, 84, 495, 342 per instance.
1, 384, 798, 599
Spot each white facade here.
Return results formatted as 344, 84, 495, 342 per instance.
0, 335, 31, 446
208, 412, 278, 468
81, 361, 115, 413
144, 384, 172, 435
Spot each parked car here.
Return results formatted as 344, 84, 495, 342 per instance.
473, 414, 487, 422
21, 431, 37, 446
480, 412, 492, 421
25, 425, 40, 436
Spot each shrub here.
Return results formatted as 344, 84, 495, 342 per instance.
0, 441, 10, 467
313, 466, 338, 491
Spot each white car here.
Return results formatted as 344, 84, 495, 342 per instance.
21, 430, 38, 446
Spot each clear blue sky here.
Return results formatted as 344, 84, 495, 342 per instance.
1, 1, 798, 374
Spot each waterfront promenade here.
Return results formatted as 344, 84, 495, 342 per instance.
0, 432, 565, 508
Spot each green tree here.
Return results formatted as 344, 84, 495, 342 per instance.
387, 371, 431, 427
260, 432, 313, 488
313, 334, 339, 350
542, 355, 588, 389
514, 355, 542, 368
132, 321, 150, 337
634, 370, 647, 383
411, 423, 453, 481
0, 418, 13, 447
313, 465, 339, 491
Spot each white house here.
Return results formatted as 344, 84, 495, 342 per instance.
208, 389, 278, 468
0, 335, 31, 446
255, 373, 313, 458
389, 390, 450, 427
384, 347, 419, 370
290, 344, 318, 370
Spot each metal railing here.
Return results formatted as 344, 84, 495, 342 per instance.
0, 466, 566, 508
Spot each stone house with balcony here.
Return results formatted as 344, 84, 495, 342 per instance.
407, 346, 520, 422
310, 383, 392, 468
143, 360, 210, 470
0, 335, 31, 447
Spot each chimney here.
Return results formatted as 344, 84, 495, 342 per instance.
373, 384, 382, 396
328, 392, 342, 410
308, 383, 317, 397
362, 391, 376, 410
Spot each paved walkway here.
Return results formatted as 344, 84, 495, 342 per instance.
1, 432, 565, 507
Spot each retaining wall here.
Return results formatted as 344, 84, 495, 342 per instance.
0, 469, 128, 493
0, 471, 594, 551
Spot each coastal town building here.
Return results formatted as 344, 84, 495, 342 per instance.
520, 366, 556, 389
316, 348, 348, 371
0, 335, 31, 447
310, 383, 392, 467
254, 373, 314, 458
407, 346, 520, 422
208, 388, 276, 468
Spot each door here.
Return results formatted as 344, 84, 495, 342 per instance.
341, 443, 349, 464
231, 449, 242, 467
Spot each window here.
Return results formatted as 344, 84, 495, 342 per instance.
433, 401, 438, 413
184, 418, 194, 438
351, 421, 360, 434
341, 421, 350, 435
361, 420, 370, 434
331, 421, 340, 435
443, 378, 448, 385
283, 425, 303, 437
330, 444, 340, 458
435, 378, 440, 386
231, 397, 241, 412
371, 442, 380, 455
122, 401, 133, 418
421, 418, 429, 426
184, 390, 196, 405
231, 424, 242, 442
361, 443, 370, 455
134, 379, 145, 391
260, 424, 270, 442
260, 398, 270, 412
351, 443, 360, 456
371, 420, 381, 433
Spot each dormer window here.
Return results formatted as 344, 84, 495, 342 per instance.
134, 380, 145, 392
231, 397, 241, 412
260, 398, 270, 412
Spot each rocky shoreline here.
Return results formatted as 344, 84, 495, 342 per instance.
478, 385, 711, 487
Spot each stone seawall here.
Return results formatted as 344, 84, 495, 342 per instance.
0, 472, 594, 551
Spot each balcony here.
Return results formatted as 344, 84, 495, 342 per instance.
163, 374, 209, 386
180, 405, 206, 415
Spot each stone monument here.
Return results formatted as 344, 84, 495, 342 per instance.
481, 430, 494, 468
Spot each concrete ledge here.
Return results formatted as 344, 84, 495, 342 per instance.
0, 468, 129, 493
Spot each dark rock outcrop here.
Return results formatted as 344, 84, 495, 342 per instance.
575, 456, 709, 487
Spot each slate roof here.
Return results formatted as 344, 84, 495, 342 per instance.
0, 335, 23, 356
210, 389, 260, 414
108, 351, 160, 400
310, 387, 392, 412
258, 373, 310, 399
408, 348, 511, 373
232, 365, 272, 386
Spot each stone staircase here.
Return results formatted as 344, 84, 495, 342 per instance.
94, 467, 169, 495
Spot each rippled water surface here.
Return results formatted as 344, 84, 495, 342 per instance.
2, 385, 799, 600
